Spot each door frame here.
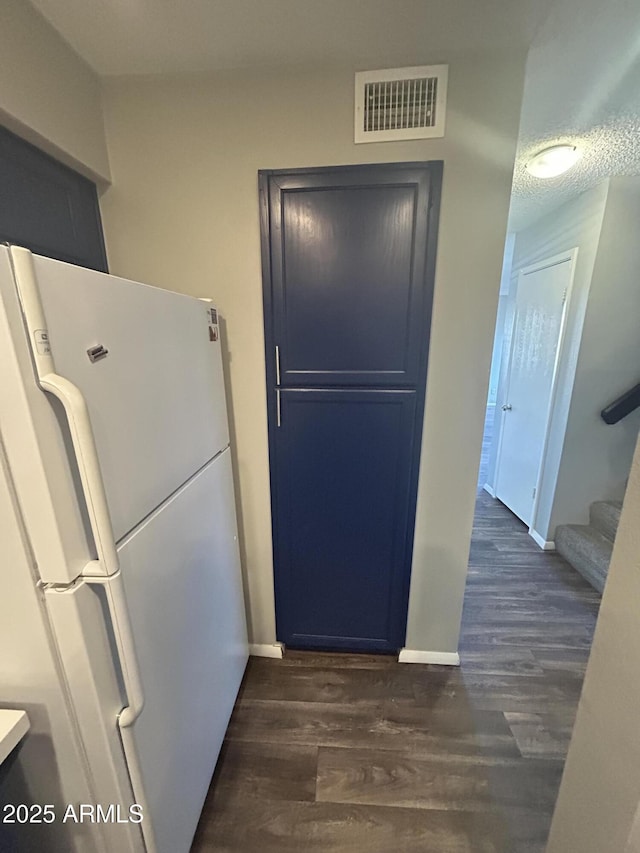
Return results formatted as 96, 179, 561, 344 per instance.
493, 248, 578, 546
258, 162, 443, 650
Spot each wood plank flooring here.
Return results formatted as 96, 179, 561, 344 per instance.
191, 492, 601, 853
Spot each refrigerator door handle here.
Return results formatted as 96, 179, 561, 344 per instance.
40, 374, 119, 575
84, 564, 145, 727
81, 570, 156, 853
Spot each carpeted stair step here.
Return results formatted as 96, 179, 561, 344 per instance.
589, 500, 623, 543
555, 524, 613, 593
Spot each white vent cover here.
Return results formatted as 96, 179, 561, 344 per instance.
354, 65, 448, 143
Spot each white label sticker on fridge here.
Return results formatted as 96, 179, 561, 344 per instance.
34, 329, 51, 355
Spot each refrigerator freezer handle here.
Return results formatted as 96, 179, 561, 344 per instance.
85, 564, 145, 728
39, 373, 119, 576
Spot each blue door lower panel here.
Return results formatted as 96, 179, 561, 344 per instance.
274, 388, 417, 652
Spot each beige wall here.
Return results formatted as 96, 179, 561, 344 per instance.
625, 802, 640, 852
0, 0, 110, 182
547, 433, 640, 852
100, 54, 526, 651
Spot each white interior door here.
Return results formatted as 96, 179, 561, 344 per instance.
495, 256, 573, 526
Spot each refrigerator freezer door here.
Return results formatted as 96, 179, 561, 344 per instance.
25, 252, 229, 542
116, 448, 248, 853
0, 247, 93, 586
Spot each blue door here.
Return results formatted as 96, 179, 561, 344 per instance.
260, 162, 442, 652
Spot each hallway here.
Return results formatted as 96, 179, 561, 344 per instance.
192, 494, 601, 852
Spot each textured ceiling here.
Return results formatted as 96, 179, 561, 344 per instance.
27, 0, 551, 76
509, 0, 640, 231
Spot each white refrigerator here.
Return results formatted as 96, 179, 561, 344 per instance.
0, 246, 249, 852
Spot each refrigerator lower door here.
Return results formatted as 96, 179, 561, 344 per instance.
115, 447, 248, 853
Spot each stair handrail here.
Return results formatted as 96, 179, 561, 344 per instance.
600, 381, 640, 425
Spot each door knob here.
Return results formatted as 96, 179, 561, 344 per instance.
502, 403, 512, 411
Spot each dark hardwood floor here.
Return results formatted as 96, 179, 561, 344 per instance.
191, 492, 601, 852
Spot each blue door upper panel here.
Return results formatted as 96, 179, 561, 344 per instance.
268, 165, 434, 387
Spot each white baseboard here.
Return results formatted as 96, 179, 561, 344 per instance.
398, 649, 460, 666
249, 643, 284, 659
529, 529, 556, 550
483, 483, 496, 498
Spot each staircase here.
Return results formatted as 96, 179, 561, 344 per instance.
555, 500, 623, 593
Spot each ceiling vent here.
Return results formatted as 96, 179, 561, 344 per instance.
354, 65, 448, 144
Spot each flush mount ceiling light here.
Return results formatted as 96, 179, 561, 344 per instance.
525, 145, 582, 178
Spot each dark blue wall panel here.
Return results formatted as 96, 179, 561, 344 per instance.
0, 125, 107, 272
